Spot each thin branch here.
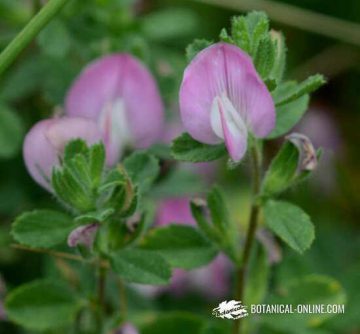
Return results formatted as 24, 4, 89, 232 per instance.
233, 142, 262, 334
0, 0, 71, 75
11, 244, 109, 268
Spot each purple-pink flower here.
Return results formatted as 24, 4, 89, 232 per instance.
179, 42, 275, 162
65, 54, 164, 166
23, 117, 102, 191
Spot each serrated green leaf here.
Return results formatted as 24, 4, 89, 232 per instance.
89, 142, 105, 188
219, 28, 233, 44
12, 210, 74, 248
141, 224, 217, 269
110, 249, 171, 285
264, 200, 315, 253
262, 275, 346, 331
275, 75, 326, 107
231, 16, 252, 53
171, 133, 227, 162
123, 152, 159, 194
63, 139, 88, 163
186, 39, 213, 62
0, 105, 24, 159
254, 35, 276, 79
5, 280, 80, 331
262, 142, 299, 197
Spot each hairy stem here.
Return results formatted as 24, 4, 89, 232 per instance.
233, 142, 262, 334
0, 0, 70, 75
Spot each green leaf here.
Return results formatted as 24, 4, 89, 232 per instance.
5, 280, 80, 331
141, 312, 205, 334
230, 11, 269, 56
262, 142, 299, 197
264, 200, 315, 253
75, 208, 114, 224
123, 151, 159, 194
186, 39, 213, 62
171, 133, 227, 162
63, 139, 88, 162
110, 249, 171, 285
262, 275, 346, 331
254, 35, 275, 79
141, 224, 217, 269
270, 31, 287, 82
12, 210, 74, 248
207, 186, 230, 232
88, 142, 105, 188
268, 84, 309, 139
275, 74, 326, 107
0, 105, 24, 159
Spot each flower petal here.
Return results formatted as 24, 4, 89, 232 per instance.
179, 42, 275, 143
23, 117, 102, 191
65, 54, 164, 163
67, 223, 99, 248
211, 94, 248, 162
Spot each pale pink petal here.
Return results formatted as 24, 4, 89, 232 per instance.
65, 54, 164, 164
179, 42, 275, 146
23, 117, 102, 191
211, 94, 248, 162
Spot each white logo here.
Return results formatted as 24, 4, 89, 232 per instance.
212, 300, 248, 320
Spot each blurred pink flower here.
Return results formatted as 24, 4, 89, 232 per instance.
65, 54, 164, 166
179, 42, 275, 162
156, 198, 196, 226
23, 117, 102, 191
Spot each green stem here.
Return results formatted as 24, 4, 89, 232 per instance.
233, 142, 262, 334
0, 0, 71, 75
96, 262, 107, 333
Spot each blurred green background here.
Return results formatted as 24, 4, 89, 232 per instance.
0, 0, 359, 333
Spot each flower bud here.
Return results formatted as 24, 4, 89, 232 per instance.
23, 117, 102, 191
67, 223, 99, 249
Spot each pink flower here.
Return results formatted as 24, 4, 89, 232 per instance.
179, 42, 275, 162
65, 54, 164, 166
23, 117, 102, 191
